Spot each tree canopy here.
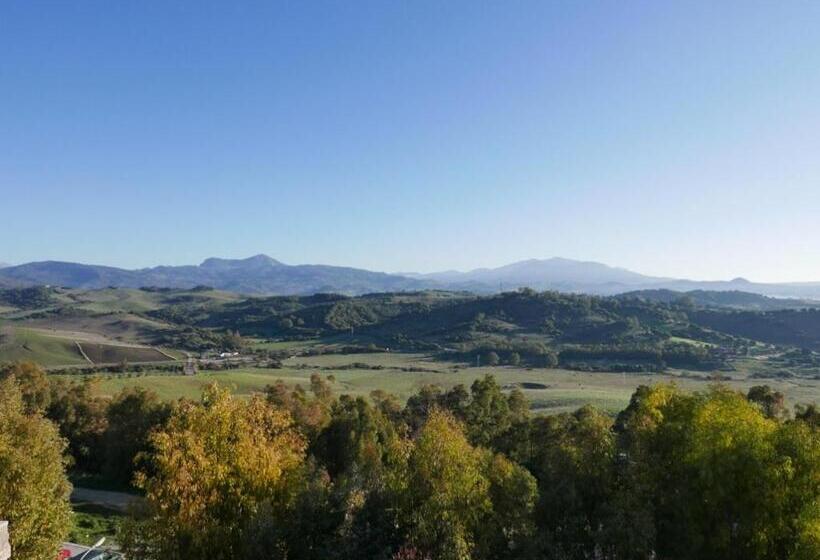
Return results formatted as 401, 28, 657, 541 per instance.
0, 375, 72, 560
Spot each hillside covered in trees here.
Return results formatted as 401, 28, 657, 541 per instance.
3, 286, 820, 375
142, 288, 820, 374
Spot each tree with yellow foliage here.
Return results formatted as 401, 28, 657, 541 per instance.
119, 384, 306, 560
0, 361, 51, 414
0, 375, 72, 560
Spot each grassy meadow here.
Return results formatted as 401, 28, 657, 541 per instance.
68, 503, 123, 547
77, 351, 820, 414
0, 328, 88, 367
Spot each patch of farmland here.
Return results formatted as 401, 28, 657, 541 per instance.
0, 328, 88, 366
77, 342, 173, 364
21, 313, 170, 345
69, 288, 167, 313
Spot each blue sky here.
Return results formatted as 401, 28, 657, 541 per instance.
2, 1, 819, 282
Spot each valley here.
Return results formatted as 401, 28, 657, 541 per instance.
76, 352, 820, 415
3, 284, 820, 413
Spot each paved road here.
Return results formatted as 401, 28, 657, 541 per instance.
70, 487, 141, 512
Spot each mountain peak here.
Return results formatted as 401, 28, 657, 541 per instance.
246, 254, 282, 265
200, 254, 283, 269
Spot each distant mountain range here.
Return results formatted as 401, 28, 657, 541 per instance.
406, 258, 659, 293
1, 255, 819, 299
409, 258, 820, 299
0, 255, 424, 295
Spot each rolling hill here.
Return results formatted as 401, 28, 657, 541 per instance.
136, 287, 820, 373
2, 285, 820, 375
619, 289, 820, 311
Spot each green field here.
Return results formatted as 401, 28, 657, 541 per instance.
53, 287, 243, 315
247, 338, 321, 352
0, 327, 177, 367
0, 328, 88, 366
67, 288, 166, 314
3, 285, 817, 412
77, 352, 820, 414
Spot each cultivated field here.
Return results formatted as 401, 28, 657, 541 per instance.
0, 326, 176, 367
0, 327, 87, 367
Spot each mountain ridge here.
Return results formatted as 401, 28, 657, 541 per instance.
1, 255, 819, 299
0, 255, 424, 295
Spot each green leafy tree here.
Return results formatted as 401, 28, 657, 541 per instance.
542, 351, 559, 368
528, 405, 615, 556
747, 385, 788, 420
220, 330, 245, 351
397, 409, 492, 560
465, 375, 512, 448
795, 404, 820, 428
370, 389, 404, 427
403, 384, 444, 433
286, 396, 406, 559
395, 409, 538, 560
47, 378, 108, 472
479, 453, 538, 559
265, 376, 333, 440
314, 394, 399, 479
615, 384, 820, 559
499, 388, 532, 462
438, 384, 470, 420
244, 463, 344, 560
102, 387, 171, 487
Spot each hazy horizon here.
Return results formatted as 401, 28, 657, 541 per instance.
3, 252, 820, 285
3, 2, 819, 282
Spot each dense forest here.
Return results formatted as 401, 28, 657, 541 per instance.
1, 360, 819, 560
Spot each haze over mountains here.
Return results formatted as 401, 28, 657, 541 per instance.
1, 255, 820, 299
0, 255, 422, 295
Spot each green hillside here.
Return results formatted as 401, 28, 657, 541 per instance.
0, 327, 87, 366
2, 286, 820, 378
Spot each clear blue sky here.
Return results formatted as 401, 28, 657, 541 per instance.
2, 1, 819, 282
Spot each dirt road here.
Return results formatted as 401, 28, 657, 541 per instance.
70, 487, 142, 512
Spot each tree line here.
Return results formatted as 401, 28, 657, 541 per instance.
1, 360, 819, 559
